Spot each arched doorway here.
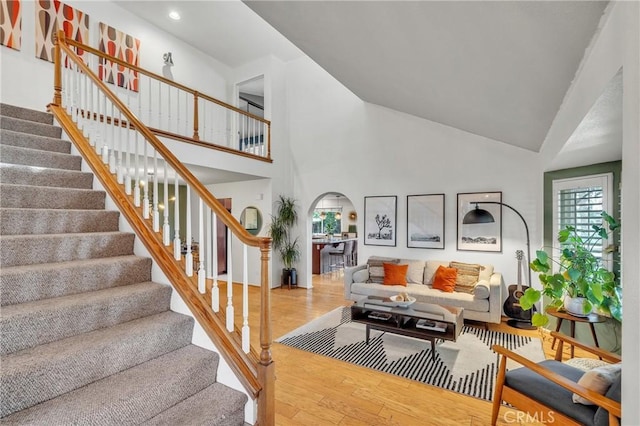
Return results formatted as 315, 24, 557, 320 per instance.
308, 192, 358, 279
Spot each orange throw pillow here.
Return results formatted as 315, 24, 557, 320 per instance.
383, 263, 408, 286
432, 265, 457, 292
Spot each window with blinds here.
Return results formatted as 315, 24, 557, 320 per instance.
552, 173, 613, 267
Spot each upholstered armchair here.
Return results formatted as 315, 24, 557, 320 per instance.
492, 332, 621, 426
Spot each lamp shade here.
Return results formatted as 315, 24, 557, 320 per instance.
463, 206, 495, 224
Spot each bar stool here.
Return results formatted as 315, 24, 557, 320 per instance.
328, 242, 345, 275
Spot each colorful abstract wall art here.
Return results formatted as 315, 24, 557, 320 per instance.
98, 22, 140, 92
35, 0, 89, 63
1, 0, 22, 50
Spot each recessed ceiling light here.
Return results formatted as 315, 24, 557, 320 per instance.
169, 11, 180, 20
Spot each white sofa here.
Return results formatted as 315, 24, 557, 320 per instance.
344, 256, 503, 324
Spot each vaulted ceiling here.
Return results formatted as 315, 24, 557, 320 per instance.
117, 1, 616, 157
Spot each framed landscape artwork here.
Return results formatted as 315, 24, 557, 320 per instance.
457, 191, 502, 252
364, 196, 397, 246
407, 194, 445, 249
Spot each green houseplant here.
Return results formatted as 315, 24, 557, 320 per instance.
268, 195, 300, 286
519, 212, 621, 327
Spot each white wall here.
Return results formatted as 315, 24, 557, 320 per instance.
207, 179, 272, 287
1, 0, 232, 111
285, 57, 543, 292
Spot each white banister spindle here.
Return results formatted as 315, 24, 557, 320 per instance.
88, 62, 95, 147
168, 86, 172, 133
142, 140, 149, 219
226, 228, 234, 332
198, 198, 206, 294
109, 100, 116, 174
148, 77, 152, 127
185, 186, 193, 277
176, 89, 180, 136
242, 243, 250, 353
162, 162, 170, 246
211, 212, 219, 312
116, 110, 124, 184
124, 72, 131, 193
133, 132, 141, 207
152, 150, 159, 232
173, 174, 181, 260
101, 73, 108, 163
158, 81, 162, 128
206, 208, 213, 279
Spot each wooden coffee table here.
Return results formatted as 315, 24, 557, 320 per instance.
351, 296, 464, 360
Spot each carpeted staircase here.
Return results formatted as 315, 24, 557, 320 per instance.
0, 104, 247, 425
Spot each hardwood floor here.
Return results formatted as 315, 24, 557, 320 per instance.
226, 272, 593, 425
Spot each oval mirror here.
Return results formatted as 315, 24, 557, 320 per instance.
240, 206, 263, 236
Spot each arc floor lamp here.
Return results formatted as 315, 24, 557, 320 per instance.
463, 201, 536, 329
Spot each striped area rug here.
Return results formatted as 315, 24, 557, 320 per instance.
276, 307, 545, 401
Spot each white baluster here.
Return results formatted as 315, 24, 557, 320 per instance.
133, 132, 141, 207
168, 86, 172, 133
158, 82, 162, 129
198, 198, 206, 294
152, 150, 159, 232
116, 110, 124, 184
142, 141, 149, 219
242, 243, 250, 353
211, 212, 219, 312
176, 88, 180, 136
173, 173, 181, 260
206, 208, 213, 279
226, 228, 234, 332
185, 186, 193, 277
101, 73, 108, 163
162, 161, 170, 246
124, 71, 131, 192
109, 101, 117, 174
148, 77, 152, 127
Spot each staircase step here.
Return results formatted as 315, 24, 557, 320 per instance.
0, 208, 118, 236
0, 255, 151, 306
0, 129, 70, 153
0, 115, 61, 139
0, 281, 172, 355
1, 311, 194, 417
0, 163, 93, 189
0, 231, 134, 267
0, 144, 81, 170
1, 104, 53, 125
0, 184, 105, 210
1, 345, 219, 425
142, 382, 247, 426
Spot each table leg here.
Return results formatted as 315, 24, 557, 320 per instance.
365, 325, 370, 345
431, 339, 436, 361
551, 318, 563, 350
570, 320, 576, 358
589, 323, 603, 360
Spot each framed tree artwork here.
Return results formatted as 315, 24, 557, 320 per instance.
364, 196, 397, 246
457, 191, 502, 252
407, 194, 445, 249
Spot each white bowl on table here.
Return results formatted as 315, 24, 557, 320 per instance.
389, 295, 416, 308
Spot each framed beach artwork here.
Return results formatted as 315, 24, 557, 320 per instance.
407, 194, 445, 249
364, 196, 397, 246
457, 191, 502, 252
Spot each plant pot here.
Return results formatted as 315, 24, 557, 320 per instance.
563, 296, 589, 317
281, 268, 298, 286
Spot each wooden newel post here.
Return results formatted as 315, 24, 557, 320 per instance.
53, 30, 64, 106
193, 92, 200, 140
257, 239, 275, 424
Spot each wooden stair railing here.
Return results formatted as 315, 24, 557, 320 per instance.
50, 31, 274, 425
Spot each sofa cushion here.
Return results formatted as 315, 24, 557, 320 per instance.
564, 358, 610, 373
573, 363, 622, 405
473, 280, 490, 299
350, 283, 490, 312
433, 265, 457, 292
353, 268, 370, 283
593, 372, 621, 426
423, 260, 449, 285
400, 259, 426, 284
383, 263, 408, 286
505, 360, 597, 426
367, 257, 400, 283
449, 261, 484, 293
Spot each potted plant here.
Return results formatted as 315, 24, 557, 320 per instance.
519, 212, 621, 327
268, 195, 301, 286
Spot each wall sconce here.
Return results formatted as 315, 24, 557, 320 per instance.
163, 52, 173, 66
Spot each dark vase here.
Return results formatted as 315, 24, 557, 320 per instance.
281, 268, 298, 286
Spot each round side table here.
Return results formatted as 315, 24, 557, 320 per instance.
546, 307, 607, 358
